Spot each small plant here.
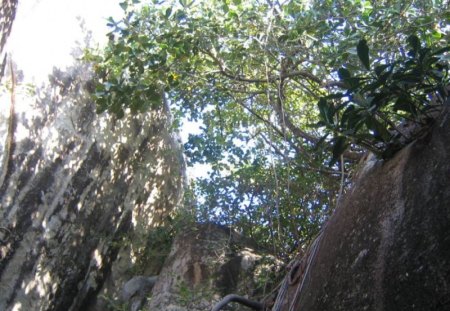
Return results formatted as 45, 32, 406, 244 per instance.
177, 280, 195, 306
100, 294, 128, 311
131, 210, 197, 275
174, 279, 215, 308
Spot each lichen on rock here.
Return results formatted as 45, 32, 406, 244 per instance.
0, 60, 186, 310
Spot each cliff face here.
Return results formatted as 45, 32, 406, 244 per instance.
0, 62, 186, 310
275, 117, 450, 310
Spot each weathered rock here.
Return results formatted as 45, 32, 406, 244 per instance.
0, 0, 18, 79
275, 118, 450, 310
146, 223, 275, 311
121, 275, 158, 311
0, 61, 185, 310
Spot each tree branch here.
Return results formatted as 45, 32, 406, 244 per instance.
259, 132, 286, 157
272, 90, 320, 144
202, 48, 362, 161
232, 95, 306, 154
201, 48, 324, 85
231, 94, 285, 139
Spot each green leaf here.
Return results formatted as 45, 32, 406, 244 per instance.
119, 2, 128, 11
407, 35, 420, 57
221, 2, 229, 13
115, 108, 125, 119
430, 46, 450, 56
340, 105, 356, 127
106, 17, 117, 28
365, 116, 390, 142
346, 77, 363, 90
104, 82, 114, 91
324, 92, 346, 100
374, 64, 391, 77
351, 92, 368, 107
318, 98, 334, 124
96, 104, 108, 114
312, 120, 327, 128
338, 68, 351, 80
393, 97, 417, 115
419, 48, 433, 65
357, 39, 370, 70
330, 136, 348, 166
165, 7, 173, 18
316, 133, 330, 147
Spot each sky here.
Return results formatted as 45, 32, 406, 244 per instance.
6, 0, 122, 83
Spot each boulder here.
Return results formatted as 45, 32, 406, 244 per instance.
274, 117, 450, 310
146, 223, 275, 311
121, 275, 158, 311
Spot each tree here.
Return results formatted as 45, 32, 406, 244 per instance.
84, 0, 449, 256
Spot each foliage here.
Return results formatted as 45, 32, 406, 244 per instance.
100, 294, 127, 311
174, 279, 217, 309
132, 225, 175, 275
124, 209, 197, 275
318, 36, 450, 163
84, 0, 450, 258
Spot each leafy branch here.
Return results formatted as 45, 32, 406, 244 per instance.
317, 36, 449, 164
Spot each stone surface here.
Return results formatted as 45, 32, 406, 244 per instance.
0, 61, 185, 310
275, 117, 450, 310
0, 0, 17, 79
146, 223, 274, 311
121, 276, 157, 311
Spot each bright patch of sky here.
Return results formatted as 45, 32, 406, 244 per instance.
6, 0, 122, 83
178, 118, 212, 179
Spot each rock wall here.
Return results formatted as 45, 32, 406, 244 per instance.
146, 223, 275, 311
0, 60, 186, 310
275, 117, 450, 310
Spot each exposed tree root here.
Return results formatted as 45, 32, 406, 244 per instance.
212, 294, 265, 311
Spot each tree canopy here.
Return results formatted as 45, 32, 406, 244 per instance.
84, 0, 449, 257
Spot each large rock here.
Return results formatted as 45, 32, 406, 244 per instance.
0, 61, 185, 310
146, 223, 275, 311
274, 117, 450, 310
121, 275, 158, 311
